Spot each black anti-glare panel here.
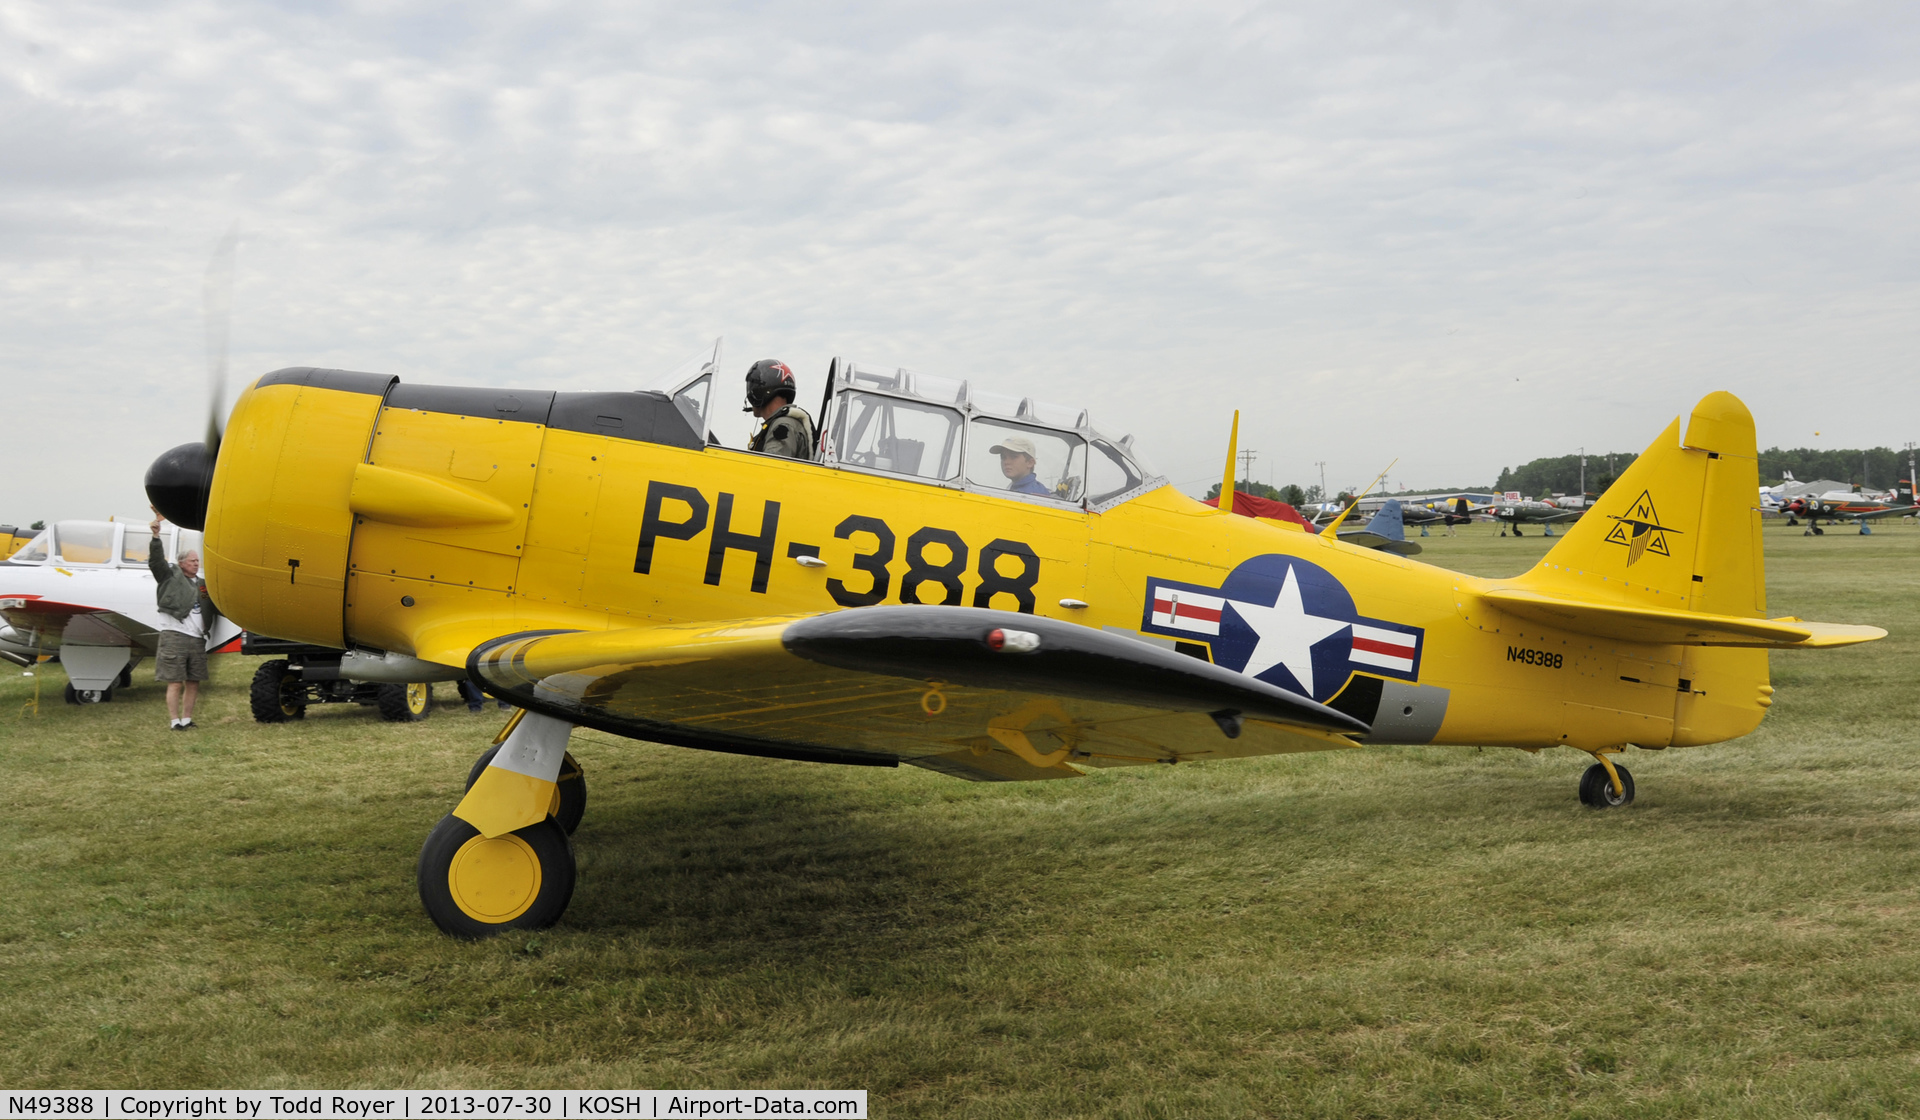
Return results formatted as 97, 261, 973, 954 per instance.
385, 384, 557, 424
547, 391, 706, 449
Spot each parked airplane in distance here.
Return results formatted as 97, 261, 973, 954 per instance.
0, 519, 242, 698
1486, 495, 1585, 536
1786, 480, 1918, 535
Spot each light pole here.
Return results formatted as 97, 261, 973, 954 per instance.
1316, 460, 1327, 502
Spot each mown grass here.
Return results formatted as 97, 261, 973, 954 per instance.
2, 520, 1917, 1116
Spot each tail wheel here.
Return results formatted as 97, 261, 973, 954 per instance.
378, 681, 433, 722
1578, 762, 1635, 808
63, 683, 111, 704
249, 659, 306, 723
417, 814, 575, 939
467, 745, 587, 835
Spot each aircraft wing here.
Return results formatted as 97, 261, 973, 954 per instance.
1335, 531, 1421, 556
1838, 505, 1920, 521
1479, 588, 1886, 648
0, 595, 240, 654
0, 596, 149, 650
469, 606, 1370, 782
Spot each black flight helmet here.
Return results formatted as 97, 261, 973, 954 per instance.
743, 359, 797, 412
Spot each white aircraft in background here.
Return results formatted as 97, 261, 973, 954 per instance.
0, 519, 243, 702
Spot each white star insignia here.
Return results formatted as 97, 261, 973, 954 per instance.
1228, 566, 1350, 696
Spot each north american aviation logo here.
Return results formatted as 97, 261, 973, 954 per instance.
1603, 489, 1682, 566
1141, 555, 1424, 703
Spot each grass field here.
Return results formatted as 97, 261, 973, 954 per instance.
2, 520, 1917, 1116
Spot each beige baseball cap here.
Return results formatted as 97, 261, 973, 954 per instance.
989, 435, 1038, 458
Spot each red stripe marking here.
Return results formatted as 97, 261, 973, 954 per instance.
1154, 593, 1222, 623
1352, 636, 1413, 657
5, 599, 98, 615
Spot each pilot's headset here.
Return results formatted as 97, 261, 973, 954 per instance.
744, 360, 797, 412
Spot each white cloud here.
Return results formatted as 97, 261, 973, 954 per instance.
2, 0, 1917, 520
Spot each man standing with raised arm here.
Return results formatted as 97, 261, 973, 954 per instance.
148, 510, 220, 730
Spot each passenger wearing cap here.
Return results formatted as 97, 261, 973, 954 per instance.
992, 435, 1052, 496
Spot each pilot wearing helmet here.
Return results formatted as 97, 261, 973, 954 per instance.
991, 435, 1052, 497
744, 359, 816, 461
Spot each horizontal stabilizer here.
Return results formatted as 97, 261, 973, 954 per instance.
1480, 588, 1886, 648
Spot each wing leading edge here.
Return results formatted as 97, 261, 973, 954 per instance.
469, 606, 1370, 781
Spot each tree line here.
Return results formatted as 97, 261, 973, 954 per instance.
1205, 480, 1325, 506
1491, 446, 1916, 499
1755, 447, 1916, 489
1493, 453, 1640, 501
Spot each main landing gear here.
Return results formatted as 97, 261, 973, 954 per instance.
1578, 757, 1635, 808
418, 709, 588, 938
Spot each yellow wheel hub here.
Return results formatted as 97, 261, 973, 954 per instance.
447, 833, 542, 923
407, 683, 429, 715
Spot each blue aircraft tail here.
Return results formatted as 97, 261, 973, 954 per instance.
1364, 499, 1407, 542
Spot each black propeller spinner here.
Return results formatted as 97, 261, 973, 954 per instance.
145, 441, 217, 531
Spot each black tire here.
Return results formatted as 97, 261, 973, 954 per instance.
1578, 761, 1635, 808
63, 682, 79, 705
378, 682, 433, 722
249, 659, 307, 723
116, 665, 133, 689
466, 745, 587, 835
417, 814, 575, 939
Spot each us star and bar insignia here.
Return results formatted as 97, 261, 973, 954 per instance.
1142, 555, 1424, 703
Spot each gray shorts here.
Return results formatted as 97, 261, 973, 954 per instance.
155, 631, 210, 682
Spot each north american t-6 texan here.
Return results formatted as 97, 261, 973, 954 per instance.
144, 350, 1886, 938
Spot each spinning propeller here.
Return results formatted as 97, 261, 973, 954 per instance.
144, 226, 238, 532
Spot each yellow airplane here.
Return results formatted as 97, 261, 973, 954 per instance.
145, 360, 1886, 938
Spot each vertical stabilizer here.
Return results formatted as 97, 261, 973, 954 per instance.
1364, 499, 1407, 542
1515, 392, 1764, 618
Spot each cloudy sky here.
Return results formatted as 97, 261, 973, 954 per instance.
5, 1, 1917, 519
